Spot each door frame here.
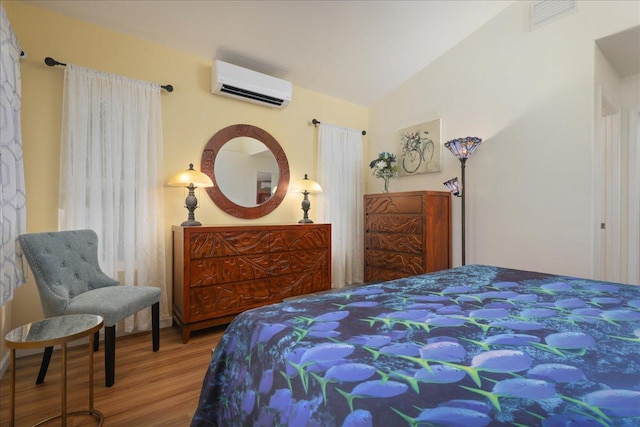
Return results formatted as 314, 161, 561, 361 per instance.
593, 86, 622, 282
629, 107, 640, 284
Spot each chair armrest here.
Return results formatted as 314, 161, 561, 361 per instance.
38, 286, 70, 317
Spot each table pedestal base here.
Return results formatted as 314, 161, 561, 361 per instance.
34, 409, 105, 427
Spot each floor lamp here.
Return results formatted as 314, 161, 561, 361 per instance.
443, 137, 483, 266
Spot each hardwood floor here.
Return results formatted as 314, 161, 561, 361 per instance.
0, 325, 225, 426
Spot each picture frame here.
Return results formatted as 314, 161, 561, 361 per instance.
398, 119, 442, 176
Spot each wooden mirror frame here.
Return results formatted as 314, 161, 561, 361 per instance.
201, 124, 290, 219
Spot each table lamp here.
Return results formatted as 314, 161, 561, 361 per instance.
293, 174, 322, 223
168, 163, 214, 226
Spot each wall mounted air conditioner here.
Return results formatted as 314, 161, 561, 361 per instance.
211, 60, 292, 109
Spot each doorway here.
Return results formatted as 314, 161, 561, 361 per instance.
594, 26, 640, 284
598, 91, 621, 282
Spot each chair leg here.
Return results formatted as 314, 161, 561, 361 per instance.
152, 302, 160, 352
36, 346, 53, 384
105, 325, 116, 387
93, 330, 100, 352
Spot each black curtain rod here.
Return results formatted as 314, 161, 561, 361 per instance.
312, 118, 366, 135
44, 57, 174, 92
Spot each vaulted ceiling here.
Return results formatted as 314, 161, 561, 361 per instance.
23, 0, 514, 106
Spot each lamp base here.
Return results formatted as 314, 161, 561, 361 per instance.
181, 220, 202, 226
299, 191, 314, 224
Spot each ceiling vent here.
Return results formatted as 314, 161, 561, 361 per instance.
211, 60, 292, 109
531, 0, 577, 31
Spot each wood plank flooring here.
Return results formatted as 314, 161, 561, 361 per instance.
0, 325, 225, 426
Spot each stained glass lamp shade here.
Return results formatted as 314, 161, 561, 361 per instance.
443, 177, 460, 197
444, 136, 483, 160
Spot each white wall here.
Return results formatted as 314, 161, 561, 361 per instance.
369, 1, 640, 279
622, 74, 640, 108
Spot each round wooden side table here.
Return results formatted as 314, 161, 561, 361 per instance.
4, 314, 105, 427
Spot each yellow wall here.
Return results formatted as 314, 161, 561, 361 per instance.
0, 1, 368, 364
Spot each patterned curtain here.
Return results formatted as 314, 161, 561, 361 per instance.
0, 5, 26, 306
317, 123, 364, 287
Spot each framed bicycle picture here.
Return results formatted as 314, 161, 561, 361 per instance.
398, 119, 442, 176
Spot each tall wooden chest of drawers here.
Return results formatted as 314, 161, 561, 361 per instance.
364, 191, 451, 283
173, 224, 331, 343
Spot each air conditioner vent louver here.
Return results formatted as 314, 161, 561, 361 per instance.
219, 84, 285, 107
211, 60, 292, 109
531, 0, 577, 31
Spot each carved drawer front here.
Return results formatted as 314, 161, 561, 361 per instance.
268, 271, 330, 299
365, 194, 423, 214
189, 255, 270, 287
365, 214, 423, 234
189, 280, 271, 318
365, 233, 423, 254
270, 228, 330, 253
365, 249, 423, 275
365, 267, 412, 283
189, 231, 270, 259
269, 249, 328, 275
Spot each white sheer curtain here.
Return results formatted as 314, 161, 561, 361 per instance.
0, 5, 26, 306
58, 64, 167, 332
317, 123, 364, 288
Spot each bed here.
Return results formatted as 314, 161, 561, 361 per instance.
191, 265, 640, 426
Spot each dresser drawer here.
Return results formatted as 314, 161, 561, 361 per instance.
268, 270, 330, 299
270, 227, 331, 252
189, 231, 270, 259
365, 193, 424, 214
189, 255, 269, 287
365, 232, 423, 254
365, 266, 413, 283
189, 279, 271, 319
364, 249, 424, 276
365, 214, 423, 234
269, 248, 329, 275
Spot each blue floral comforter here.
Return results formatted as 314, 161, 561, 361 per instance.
191, 265, 640, 426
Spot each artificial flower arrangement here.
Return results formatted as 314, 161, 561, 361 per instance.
369, 151, 398, 193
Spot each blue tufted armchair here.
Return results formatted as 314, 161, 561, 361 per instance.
18, 229, 160, 387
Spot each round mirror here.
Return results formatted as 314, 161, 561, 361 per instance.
202, 124, 290, 219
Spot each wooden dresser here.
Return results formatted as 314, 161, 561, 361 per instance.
172, 224, 331, 343
364, 191, 451, 283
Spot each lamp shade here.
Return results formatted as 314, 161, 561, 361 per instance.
443, 177, 460, 196
168, 164, 214, 188
444, 137, 483, 160
293, 174, 322, 194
